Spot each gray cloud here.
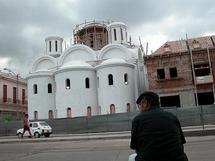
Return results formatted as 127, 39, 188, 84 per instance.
0, 0, 77, 76
0, 0, 215, 76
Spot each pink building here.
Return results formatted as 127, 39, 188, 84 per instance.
0, 71, 27, 121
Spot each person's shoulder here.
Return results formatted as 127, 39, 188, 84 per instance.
161, 109, 179, 120
132, 112, 144, 122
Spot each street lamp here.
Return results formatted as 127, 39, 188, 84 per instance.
3, 68, 20, 120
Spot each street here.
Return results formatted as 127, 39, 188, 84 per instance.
0, 136, 215, 161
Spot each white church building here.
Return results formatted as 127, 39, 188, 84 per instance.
27, 21, 148, 120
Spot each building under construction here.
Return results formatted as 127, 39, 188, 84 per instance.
144, 35, 215, 107
73, 21, 109, 50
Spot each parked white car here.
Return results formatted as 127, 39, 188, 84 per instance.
17, 121, 52, 138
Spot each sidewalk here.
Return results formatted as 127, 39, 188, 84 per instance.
0, 125, 215, 144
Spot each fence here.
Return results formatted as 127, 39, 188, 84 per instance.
0, 105, 215, 136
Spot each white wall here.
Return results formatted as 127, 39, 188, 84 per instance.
35, 59, 56, 72
46, 38, 63, 55
108, 23, 127, 44
62, 50, 94, 63
54, 69, 98, 118
28, 76, 56, 120
96, 65, 135, 114
101, 48, 130, 60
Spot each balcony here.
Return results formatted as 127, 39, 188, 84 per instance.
0, 98, 28, 106
196, 75, 214, 84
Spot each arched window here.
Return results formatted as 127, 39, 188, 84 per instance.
124, 73, 128, 85
114, 29, 117, 41
33, 84, 38, 94
87, 106, 92, 117
49, 41, 52, 52
127, 103, 131, 112
34, 111, 38, 120
85, 78, 90, 88
48, 83, 52, 93
110, 104, 115, 114
55, 41, 58, 52
65, 79, 70, 89
67, 108, 72, 118
108, 74, 113, 85
48, 110, 53, 119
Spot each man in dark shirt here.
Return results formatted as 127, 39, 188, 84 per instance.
130, 91, 188, 161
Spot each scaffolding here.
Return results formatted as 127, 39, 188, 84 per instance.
73, 20, 110, 50
189, 46, 215, 106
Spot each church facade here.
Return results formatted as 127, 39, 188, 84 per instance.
27, 21, 148, 120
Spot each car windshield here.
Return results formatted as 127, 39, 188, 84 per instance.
39, 122, 49, 126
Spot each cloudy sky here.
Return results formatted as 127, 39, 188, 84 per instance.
0, 0, 215, 77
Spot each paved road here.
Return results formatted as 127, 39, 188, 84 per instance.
0, 136, 215, 161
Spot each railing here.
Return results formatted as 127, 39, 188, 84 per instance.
0, 98, 28, 106
1, 105, 215, 136
73, 20, 110, 34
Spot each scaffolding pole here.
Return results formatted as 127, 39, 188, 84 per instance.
189, 49, 199, 106
206, 48, 215, 103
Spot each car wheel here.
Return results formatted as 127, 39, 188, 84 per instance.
17, 133, 22, 138
44, 134, 50, 137
34, 132, 40, 138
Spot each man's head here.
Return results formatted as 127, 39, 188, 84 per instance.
25, 114, 29, 118
136, 91, 160, 112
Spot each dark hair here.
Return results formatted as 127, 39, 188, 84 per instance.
25, 114, 29, 117
136, 91, 160, 107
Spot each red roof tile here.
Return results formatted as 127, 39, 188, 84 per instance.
152, 35, 215, 56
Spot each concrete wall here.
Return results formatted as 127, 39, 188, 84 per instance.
1, 105, 215, 136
